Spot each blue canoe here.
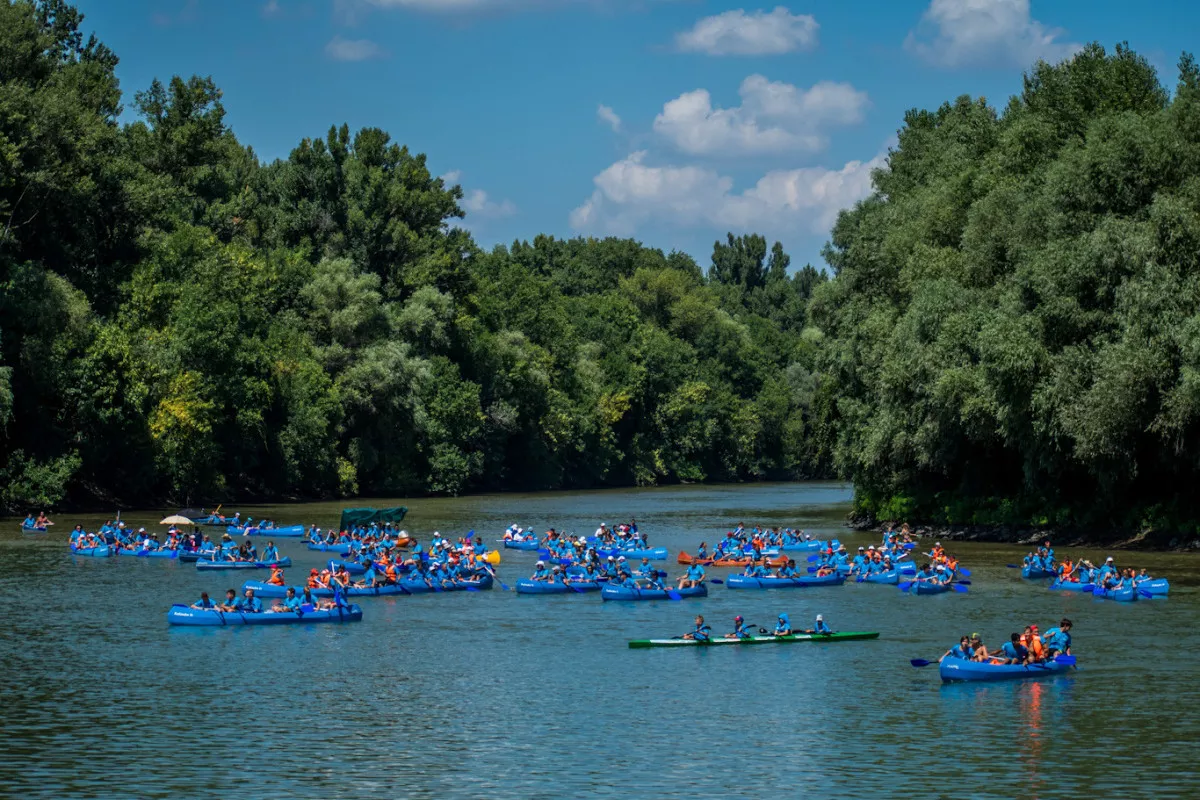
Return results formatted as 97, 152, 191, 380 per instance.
241, 574, 493, 598
225, 524, 306, 537
939, 658, 1074, 683
600, 584, 708, 601
909, 581, 951, 595
167, 603, 363, 626
1022, 566, 1056, 579
327, 559, 414, 576
778, 539, 829, 552
115, 547, 179, 559
858, 569, 902, 585
70, 545, 113, 558
21, 524, 49, 533
1136, 578, 1169, 596
1094, 585, 1138, 602
595, 547, 668, 561
1049, 580, 1096, 593
196, 557, 293, 571
307, 542, 352, 554
515, 578, 603, 594
727, 574, 845, 589
503, 539, 540, 551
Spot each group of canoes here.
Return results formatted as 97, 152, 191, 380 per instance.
69, 523, 184, 557
505, 522, 666, 563
1020, 543, 1169, 599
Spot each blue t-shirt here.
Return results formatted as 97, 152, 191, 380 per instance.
687, 565, 705, 580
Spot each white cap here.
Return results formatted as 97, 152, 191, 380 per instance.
816, 615, 823, 621
1106, 556, 1114, 562
536, 560, 545, 566
617, 556, 626, 562
138, 527, 146, 533
607, 556, 614, 561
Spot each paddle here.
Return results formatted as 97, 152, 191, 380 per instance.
951, 584, 969, 593
899, 581, 914, 592
708, 578, 723, 585
1006, 564, 1021, 569
807, 566, 817, 573
1138, 588, 1154, 599
956, 580, 971, 585
806, 554, 819, 563
479, 564, 509, 591
957, 567, 972, 577
910, 658, 937, 667
666, 588, 683, 601
903, 542, 916, 549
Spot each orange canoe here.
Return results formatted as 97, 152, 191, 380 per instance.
677, 551, 786, 568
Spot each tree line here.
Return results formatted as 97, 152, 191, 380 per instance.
6, 1, 1200, 537
0, 0, 828, 508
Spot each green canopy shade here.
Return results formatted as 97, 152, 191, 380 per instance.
340, 506, 408, 531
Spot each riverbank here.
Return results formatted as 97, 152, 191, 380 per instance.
848, 516, 1200, 552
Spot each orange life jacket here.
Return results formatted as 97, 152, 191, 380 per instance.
1060, 560, 1076, 581
267, 569, 285, 586
1029, 635, 1045, 658
385, 565, 397, 581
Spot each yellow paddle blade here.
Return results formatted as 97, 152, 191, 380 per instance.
484, 550, 501, 565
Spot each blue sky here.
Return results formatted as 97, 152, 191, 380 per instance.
75, 0, 1196, 270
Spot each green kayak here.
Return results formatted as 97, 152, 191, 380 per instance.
628, 631, 880, 649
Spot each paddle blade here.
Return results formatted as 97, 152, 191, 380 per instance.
856, 575, 865, 583
956, 580, 971, 585
806, 554, 819, 563
667, 590, 682, 601
898, 581, 914, 592
903, 542, 916, 549
1006, 564, 1020, 569
1092, 586, 1105, 596
807, 566, 817, 573
709, 578, 723, 585
910, 659, 933, 667
952, 584, 969, 592
957, 567, 972, 577
1139, 589, 1153, 599
1054, 655, 1077, 665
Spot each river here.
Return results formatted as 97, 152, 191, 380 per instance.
1, 482, 1196, 799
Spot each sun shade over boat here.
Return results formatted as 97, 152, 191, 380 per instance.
339, 506, 409, 530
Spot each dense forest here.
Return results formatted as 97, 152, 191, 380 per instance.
819, 43, 1200, 534
0, 0, 829, 509
7, 1, 1200, 537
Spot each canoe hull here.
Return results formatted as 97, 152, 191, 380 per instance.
600, 584, 708, 601
167, 604, 363, 626
115, 548, 179, 559
911, 582, 951, 595
241, 574, 493, 598
70, 545, 112, 558
1022, 566, 1056, 579
503, 540, 540, 551
226, 524, 306, 537
196, 558, 293, 571
939, 658, 1074, 682
727, 574, 845, 589
629, 632, 879, 648
515, 578, 602, 594
1048, 580, 1096, 593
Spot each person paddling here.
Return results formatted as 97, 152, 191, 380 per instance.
266, 567, 286, 586
271, 587, 301, 612
774, 613, 792, 636
724, 615, 753, 640
191, 592, 215, 610
1043, 618, 1072, 656
682, 615, 711, 642
217, 589, 239, 612
802, 614, 832, 635
941, 635, 973, 662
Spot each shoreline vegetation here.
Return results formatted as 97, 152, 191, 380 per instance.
848, 517, 1200, 553
6, 4, 1200, 550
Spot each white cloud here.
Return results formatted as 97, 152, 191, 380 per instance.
262, 0, 281, 17
654, 75, 867, 156
597, 104, 622, 132
675, 7, 818, 56
325, 36, 386, 61
440, 170, 462, 184
570, 150, 883, 236
462, 188, 517, 218
906, 0, 1080, 68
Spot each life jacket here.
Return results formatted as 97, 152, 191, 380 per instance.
385, 565, 397, 581
1060, 560, 1076, 581
1028, 634, 1045, 659
267, 569, 285, 586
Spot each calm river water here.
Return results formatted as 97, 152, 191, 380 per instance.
1, 482, 1197, 799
